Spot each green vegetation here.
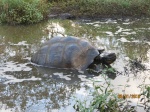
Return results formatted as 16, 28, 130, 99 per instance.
139, 84, 150, 111
74, 68, 150, 112
51, 0, 150, 18
0, 0, 150, 24
0, 0, 49, 24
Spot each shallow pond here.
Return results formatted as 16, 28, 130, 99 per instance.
0, 18, 150, 112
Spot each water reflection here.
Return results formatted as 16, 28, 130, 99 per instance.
44, 22, 65, 38
0, 18, 150, 112
0, 65, 117, 112
0, 79, 79, 112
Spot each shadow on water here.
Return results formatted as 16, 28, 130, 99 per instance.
33, 65, 117, 84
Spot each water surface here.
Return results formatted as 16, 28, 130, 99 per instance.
0, 18, 150, 112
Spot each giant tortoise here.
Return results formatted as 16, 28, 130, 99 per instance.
31, 36, 116, 71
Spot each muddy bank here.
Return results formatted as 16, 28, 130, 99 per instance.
49, 0, 150, 20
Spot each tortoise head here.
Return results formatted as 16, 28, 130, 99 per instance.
100, 52, 116, 65
93, 49, 116, 65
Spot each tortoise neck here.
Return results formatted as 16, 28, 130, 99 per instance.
94, 55, 102, 64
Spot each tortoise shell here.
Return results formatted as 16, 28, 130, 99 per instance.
31, 36, 99, 71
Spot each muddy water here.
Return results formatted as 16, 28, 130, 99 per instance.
0, 18, 150, 112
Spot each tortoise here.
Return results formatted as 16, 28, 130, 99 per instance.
31, 36, 116, 71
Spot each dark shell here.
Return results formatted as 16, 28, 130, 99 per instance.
31, 36, 99, 71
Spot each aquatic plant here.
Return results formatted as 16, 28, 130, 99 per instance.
0, 0, 49, 24
139, 83, 150, 111
74, 66, 150, 112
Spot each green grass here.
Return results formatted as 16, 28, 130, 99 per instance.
50, 0, 150, 18
0, 0, 49, 24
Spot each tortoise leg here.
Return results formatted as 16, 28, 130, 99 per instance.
88, 63, 96, 70
88, 63, 101, 72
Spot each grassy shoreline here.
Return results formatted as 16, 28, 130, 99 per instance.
50, 0, 150, 18
0, 0, 150, 24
